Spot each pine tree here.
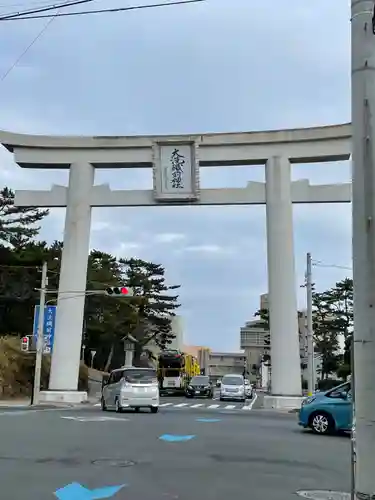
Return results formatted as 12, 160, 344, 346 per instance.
312, 290, 340, 379
120, 258, 181, 365
322, 278, 353, 379
84, 251, 136, 371
0, 187, 49, 247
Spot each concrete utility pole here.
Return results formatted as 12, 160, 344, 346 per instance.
32, 261, 48, 406
306, 253, 314, 396
351, 1, 375, 498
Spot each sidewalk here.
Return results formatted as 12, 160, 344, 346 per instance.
0, 398, 91, 409
0, 399, 30, 407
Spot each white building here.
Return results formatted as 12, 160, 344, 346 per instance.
169, 315, 184, 351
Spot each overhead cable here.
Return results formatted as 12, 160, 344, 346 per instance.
0, 0, 206, 21
0, 0, 97, 20
0, 12, 58, 81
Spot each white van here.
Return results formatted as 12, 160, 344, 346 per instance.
101, 367, 159, 413
220, 374, 246, 402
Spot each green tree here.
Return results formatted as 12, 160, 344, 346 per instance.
84, 251, 137, 371
0, 187, 49, 247
321, 278, 353, 379
312, 290, 340, 379
0, 241, 60, 336
120, 258, 181, 366
254, 308, 270, 330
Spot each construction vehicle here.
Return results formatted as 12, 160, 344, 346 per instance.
157, 349, 200, 395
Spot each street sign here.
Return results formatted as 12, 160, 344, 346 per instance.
33, 305, 57, 354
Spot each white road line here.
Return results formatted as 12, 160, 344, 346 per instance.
190, 403, 204, 408
159, 403, 173, 407
174, 403, 189, 407
207, 404, 220, 409
224, 405, 236, 410
243, 393, 258, 410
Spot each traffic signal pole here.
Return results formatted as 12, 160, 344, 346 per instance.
351, 1, 375, 498
32, 261, 48, 406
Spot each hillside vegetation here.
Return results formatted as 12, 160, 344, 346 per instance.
0, 336, 88, 399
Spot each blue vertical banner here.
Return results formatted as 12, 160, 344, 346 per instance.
33, 305, 57, 354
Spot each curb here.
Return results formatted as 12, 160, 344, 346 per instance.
257, 407, 299, 414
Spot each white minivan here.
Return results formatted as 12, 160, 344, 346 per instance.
220, 374, 246, 402
101, 367, 159, 413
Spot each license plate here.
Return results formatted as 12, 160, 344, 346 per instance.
196, 391, 200, 394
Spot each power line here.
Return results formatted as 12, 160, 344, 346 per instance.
0, 0, 97, 20
312, 260, 352, 271
0, 0, 63, 9
0, 0, 75, 82
0, 14, 57, 81
0, 0, 206, 21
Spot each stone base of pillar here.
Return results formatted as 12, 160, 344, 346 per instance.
263, 395, 302, 410
39, 390, 88, 404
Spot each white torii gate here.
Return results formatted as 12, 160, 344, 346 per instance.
0, 122, 351, 407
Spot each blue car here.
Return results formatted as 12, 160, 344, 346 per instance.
298, 381, 352, 435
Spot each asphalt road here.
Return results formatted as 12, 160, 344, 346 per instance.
93, 392, 263, 412
0, 404, 350, 500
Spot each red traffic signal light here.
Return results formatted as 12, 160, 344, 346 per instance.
105, 286, 133, 297
21, 336, 30, 352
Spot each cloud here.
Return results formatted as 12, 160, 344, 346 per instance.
0, 0, 352, 351
118, 242, 143, 253
154, 232, 186, 244
181, 244, 235, 255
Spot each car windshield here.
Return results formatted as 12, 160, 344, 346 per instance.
123, 369, 156, 384
191, 376, 209, 385
222, 376, 243, 386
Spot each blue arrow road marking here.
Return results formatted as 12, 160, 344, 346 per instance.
159, 434, 196, 442
55, 482, 125, 500
196, 418, 221, 423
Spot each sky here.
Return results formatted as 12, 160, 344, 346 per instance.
0, 0, 352, 351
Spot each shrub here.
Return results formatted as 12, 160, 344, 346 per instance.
0, 336, 88, 398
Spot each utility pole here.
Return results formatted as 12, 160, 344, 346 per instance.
32, 261, 48, 406
306, 253, 314, 396
351, 1, 375, 499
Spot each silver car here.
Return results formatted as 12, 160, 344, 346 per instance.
220, 374, 246, 402
244, 379, 254, 399
101, 367, 159, 413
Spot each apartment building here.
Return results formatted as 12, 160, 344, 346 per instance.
207, 352, 247, 382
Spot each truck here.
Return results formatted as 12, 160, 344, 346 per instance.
157, 349, 200, 395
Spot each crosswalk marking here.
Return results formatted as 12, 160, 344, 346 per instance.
92, 398, 257, 412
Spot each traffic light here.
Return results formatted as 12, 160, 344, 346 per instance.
21, 336, 30, 352
264, 333, 270, 347
105, 286, 134, 297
